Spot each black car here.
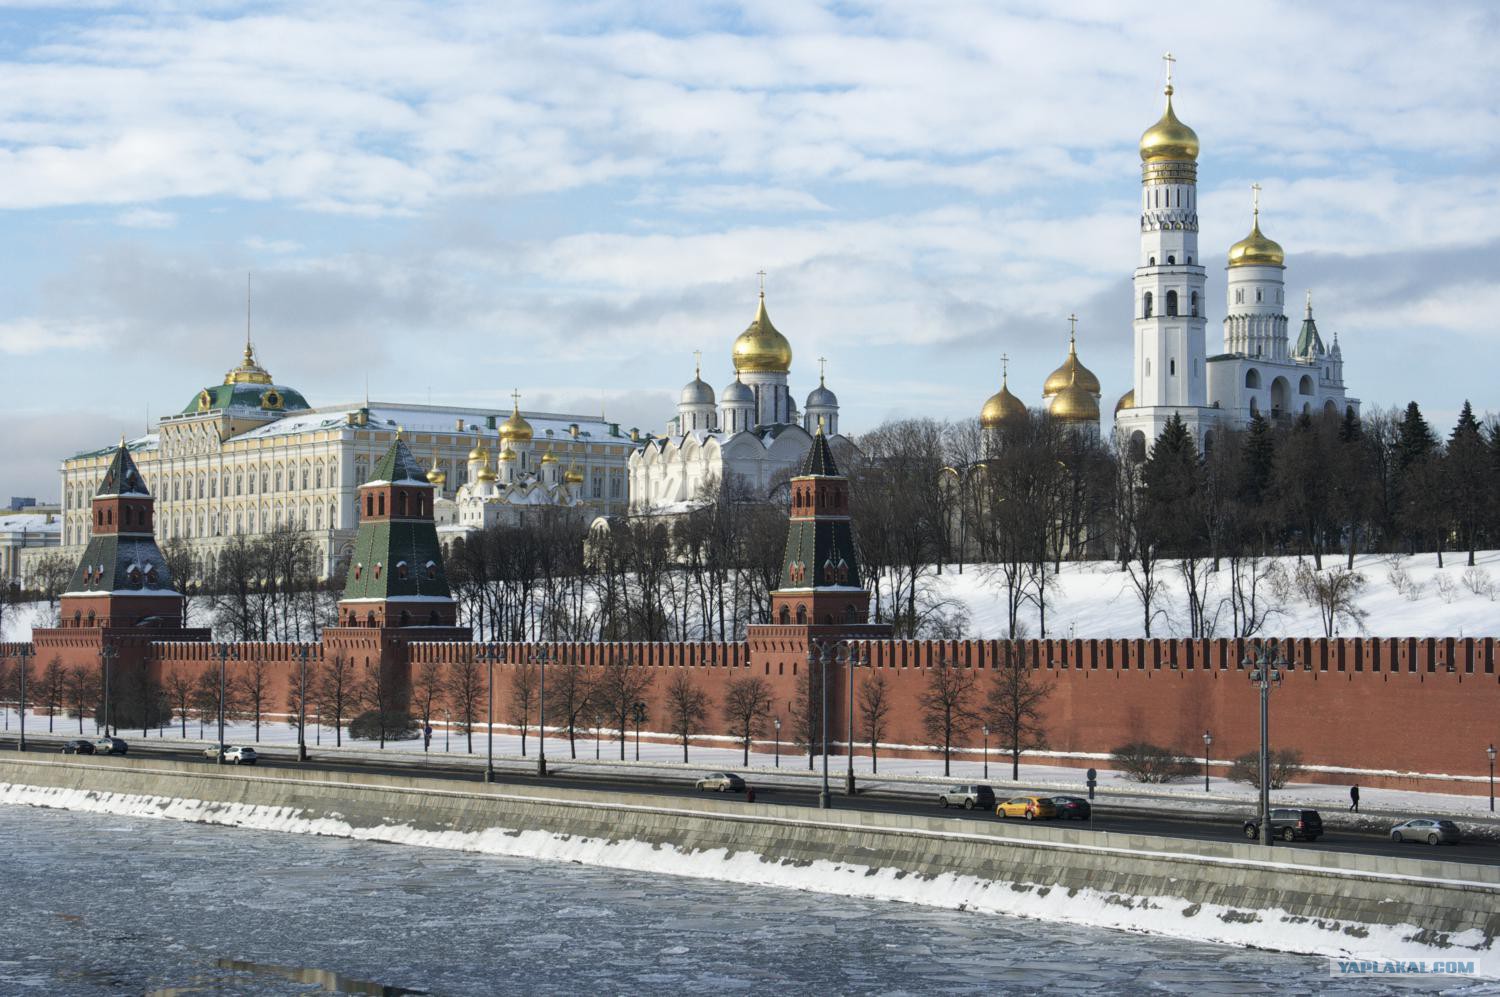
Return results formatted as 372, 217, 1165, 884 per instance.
1243, 808, 1323, 842
60, 739, 95, 755
1046, 795, 1092, 820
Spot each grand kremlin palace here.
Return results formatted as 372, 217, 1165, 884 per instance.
49, 344, 634, 579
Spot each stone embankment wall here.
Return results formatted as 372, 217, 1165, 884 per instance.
0, 755, 1495, 971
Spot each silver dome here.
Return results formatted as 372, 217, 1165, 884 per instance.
721, 378, 753, 404
805, 383, 838, 408
679, 376, 715, 407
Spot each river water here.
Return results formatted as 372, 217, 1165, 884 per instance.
0, 805, 1490, 995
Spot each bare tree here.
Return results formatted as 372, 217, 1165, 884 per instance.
315, 654, 356, 747
235, 658, 272, 742
191, 669, 246, 743
411, 660, 443, 747
664, 672, 710, 763
543, 656, 598, 759
984, 642, 1053, 780
919, 657, 979, 776
507, 661, 538, 756
721, 675, 773, 765
64, 664, 98, 734
444, 655, 483, 753
857, 669, 893, 773
1294, 563, 1369, 637
40, 658, 66, 732
1227, 555, 1285, 638
790, 657, 825, 770
594, 655, 656, 760
164, 668, 195, 738
354, 659, 409, 747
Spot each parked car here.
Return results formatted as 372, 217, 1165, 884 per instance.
203, 743, 230, 760
695, 773, 746, 792
938, 785, 996, 811
1242, 808, 1323, 842
60, 739, 95, 755
1390, 818, 1461, 846
93, 736, 128, 755
996, 796, 1056, 820
1046, 795, 1092, 820
223, 746, 258, 765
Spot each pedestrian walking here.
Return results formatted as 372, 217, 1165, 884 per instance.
1349, 784, 1360, 812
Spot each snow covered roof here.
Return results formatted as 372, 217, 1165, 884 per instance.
0, 514, 61, 535
227, 402, 629, 444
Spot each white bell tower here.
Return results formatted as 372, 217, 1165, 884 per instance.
1116, 54, 1213, 449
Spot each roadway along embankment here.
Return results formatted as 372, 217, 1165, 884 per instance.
2, 755, 1496, 972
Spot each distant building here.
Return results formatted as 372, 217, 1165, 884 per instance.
1, 511, 62, 588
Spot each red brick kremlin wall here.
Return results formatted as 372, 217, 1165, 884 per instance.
7, 633, 1497, 793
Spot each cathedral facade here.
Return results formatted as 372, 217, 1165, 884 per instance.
628, 290, 848, 508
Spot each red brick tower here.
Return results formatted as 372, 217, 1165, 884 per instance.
58, 441, 185, 629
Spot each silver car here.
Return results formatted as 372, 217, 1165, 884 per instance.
1390, 818, 1461, 845
938, 785, 996, 811
695, 773, 746, 792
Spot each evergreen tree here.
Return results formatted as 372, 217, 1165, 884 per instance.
1272, 412, 1332, 568
1443, 401, 1489, 566
1142, 415, 1204, 555
1393, 402, 1439, 557
1240, 412, 1276, 552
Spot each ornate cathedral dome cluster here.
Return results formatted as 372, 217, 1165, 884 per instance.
977, 318, 1101, 433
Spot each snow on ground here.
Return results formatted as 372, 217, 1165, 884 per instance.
11, 705, 1496, 823
932, 548, 1500, 639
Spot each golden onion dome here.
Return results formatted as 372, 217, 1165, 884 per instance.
467, 442, 490, 462
540, 452, 558, 465
498, 447, 517, 463
731, 294, 793, 374
1227, 213, 1285, 268
426, 465, 447, 487
499, 400, 533, 444
1139, 86, 1199, 164
564, 464, 585, 484
1042, 332, 1101, 398
475, 468, 498, 484
1049, 372, 1100, 424
980, 377, 1027, 430
1115, 388, 1136, 416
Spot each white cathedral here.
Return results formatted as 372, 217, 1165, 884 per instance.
1111, 60, 1358, 454
628, 289, 847, 509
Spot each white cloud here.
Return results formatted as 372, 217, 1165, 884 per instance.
0, 316, 109, 355
114, 206, 175, 228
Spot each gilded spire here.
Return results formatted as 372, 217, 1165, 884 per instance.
1139, 53, 1199, 164
225, 272, 274, 385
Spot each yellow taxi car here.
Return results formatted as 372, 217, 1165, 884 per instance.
996, 796, 1056, 820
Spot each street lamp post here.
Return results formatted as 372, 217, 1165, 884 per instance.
476, 645, 499, 783
215, 643, 238, 763
1202, 729, 1213, 792
535, 648, 549, 778
774, 716, 781, 768
1244, 642, 1289, 846
632, 702, 646, 761
297, 645, 310, 762
808, 641, 842, 809
1488, 744, 1496, 813
17, 646, 30, 752
845, 643, 865, 796
982, 724, 989, 780
101, 642, 117, 737
594, 714, 602, 760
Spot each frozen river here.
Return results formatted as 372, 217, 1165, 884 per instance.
0, 804, 1489, 995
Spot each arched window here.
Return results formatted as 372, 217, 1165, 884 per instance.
399, 610, 411, 627
795, 605, 807, 624
1145, 358, 1151, 377
377, 494, 385, 516
1143, 292, 1153, 318
1166, 290, 1178, 316
365, 495, 373, 518
778, 606, 790, 624
367, 611, 376, 627
1235, 288, 1244, 305
1299, 375, 1314, 396
1166, 255, 1175, 265
398, 492, 408, 516
1245, 368, 1261, 389
1190, 292, 1199, 316
1169, 359, 1177, 376
429, 611, 441, 625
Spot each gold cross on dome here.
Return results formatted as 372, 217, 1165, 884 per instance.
1001, 352, 1010, 382
1162, 52, 1175, 87
817, 356, 827, 382
1251, 182, 1262, 217
1068, 313, 1078, 338
756, 269, 767, 295
511, 388, 521, 408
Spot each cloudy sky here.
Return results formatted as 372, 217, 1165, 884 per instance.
3, 0, 1498, 498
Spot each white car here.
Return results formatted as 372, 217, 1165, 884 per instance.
224, 745, 258, 765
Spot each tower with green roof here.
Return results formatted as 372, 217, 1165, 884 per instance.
337, 435, 459, 629
59, 441, 185, 630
